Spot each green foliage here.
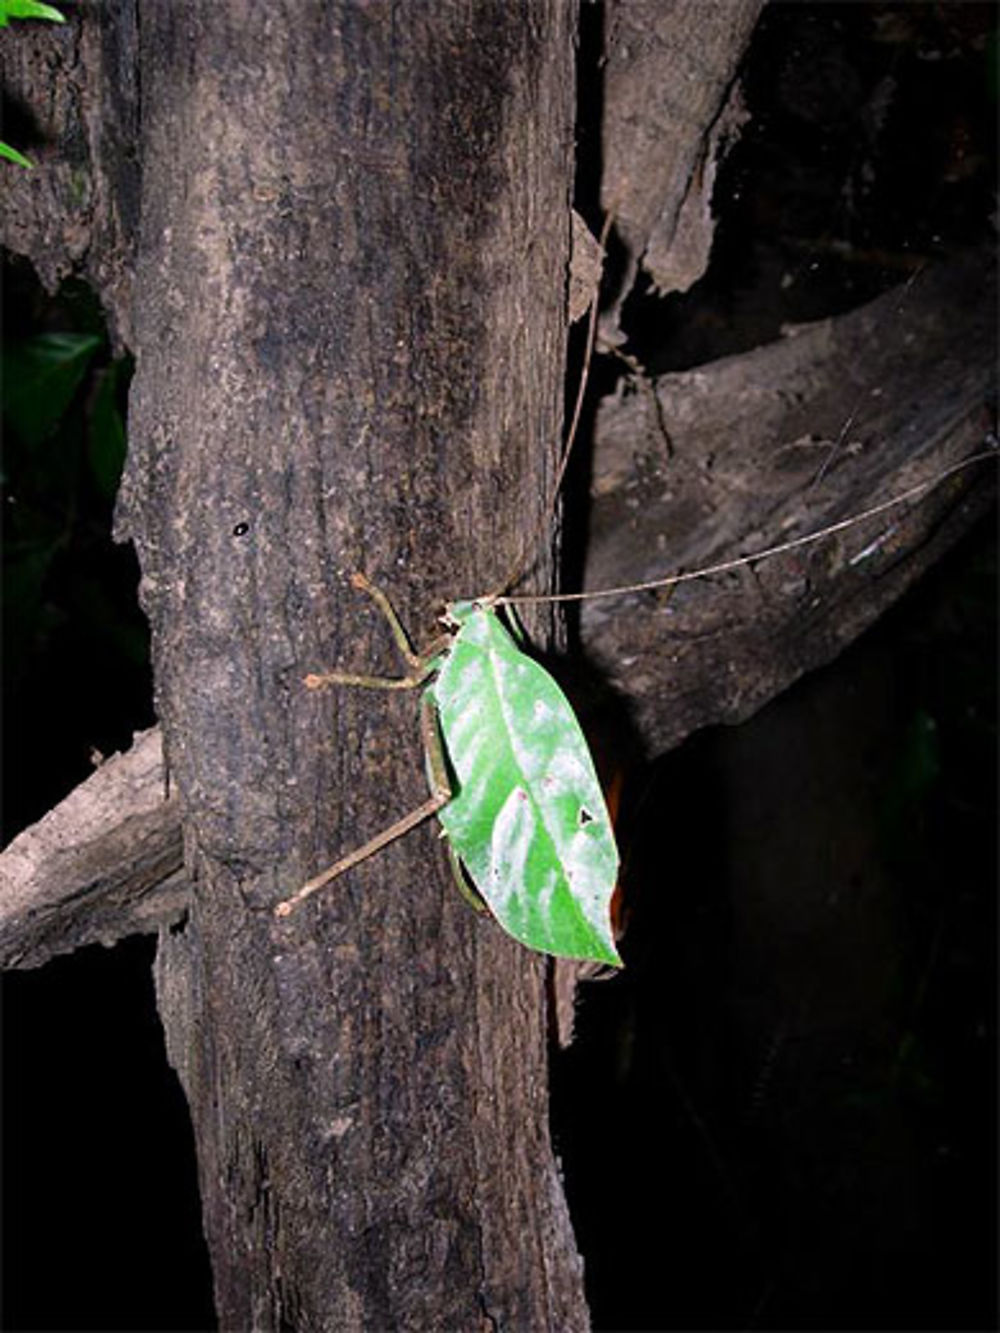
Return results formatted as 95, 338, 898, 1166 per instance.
3, 331, 101, 443
2, 315, 139, 694
430, 604, 621, 964
0, 0, 64, 28
0, 141, 34, 167
2, 267, 150, 839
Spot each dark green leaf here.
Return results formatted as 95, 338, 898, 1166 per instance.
2, 332, 102, 446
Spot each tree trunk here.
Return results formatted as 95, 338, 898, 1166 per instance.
111, 3, 585, 1328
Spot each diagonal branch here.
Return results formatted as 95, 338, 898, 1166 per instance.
0, 727, 186, 970
581, 247, 997, 753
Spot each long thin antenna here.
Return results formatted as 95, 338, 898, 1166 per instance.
491, 209, 616, 598
495, 449, 995, 608
808, 264, 926, 492
550, 210, 616, 521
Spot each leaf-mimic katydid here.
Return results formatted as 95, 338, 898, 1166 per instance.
275, 214, 995, 965
276, 575, 622, 966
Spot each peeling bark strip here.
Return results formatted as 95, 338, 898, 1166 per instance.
110, 3, 585, 1329
599, 0, 766, 331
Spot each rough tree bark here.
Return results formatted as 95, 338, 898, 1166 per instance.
2, 2, 995, 1328
116, 4, 587, 1329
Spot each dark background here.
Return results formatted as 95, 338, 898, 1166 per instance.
3, 4, 996, 1329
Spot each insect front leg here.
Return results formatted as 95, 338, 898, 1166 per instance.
303, 572, 433, 691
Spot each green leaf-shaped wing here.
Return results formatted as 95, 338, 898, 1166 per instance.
429, 606, 621, 965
